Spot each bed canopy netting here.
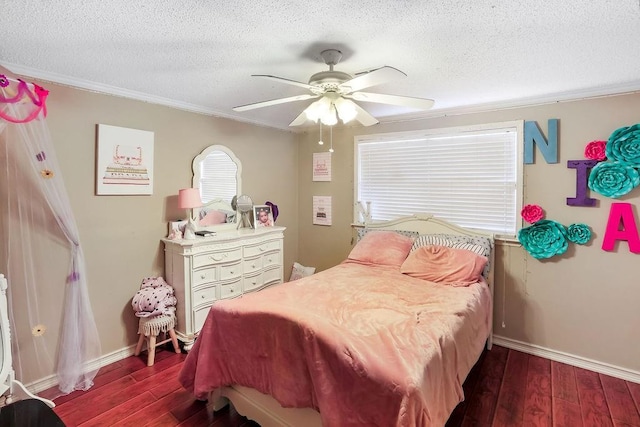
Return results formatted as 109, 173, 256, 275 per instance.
0, 67, 101, 399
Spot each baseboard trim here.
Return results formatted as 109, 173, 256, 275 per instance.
493, 335, 640, 384
26, 345, 137, 394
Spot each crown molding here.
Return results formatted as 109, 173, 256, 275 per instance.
0, 61, 296, 133
3, 61, 639, 133
380, 81, 640, 125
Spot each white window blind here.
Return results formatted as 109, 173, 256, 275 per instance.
199, 151, 238, 204
355, 122, 523, 237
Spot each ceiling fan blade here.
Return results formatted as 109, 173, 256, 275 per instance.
348, 92, 435, 110
289, 109, 310, 126
252, 74, 315, 90
339, 66, 406, 93
351, 102, 380, 127
233, 94, 318, 112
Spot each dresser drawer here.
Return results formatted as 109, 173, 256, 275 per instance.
193, 247, 242, 269
193, 283, 217, 306
243, 257, 263, 275
243, 240, 281, 258
243, 272, 263, 293
220, 280, 242, 299
263, 267, 282, 285
193, 267, 216, 287
262, 251, 281, 269
219, 261, 242, 281
194, 305, 212, 333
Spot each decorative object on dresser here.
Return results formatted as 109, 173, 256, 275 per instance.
178, 188, 202, 240
253, 205, 274, 228
232, 194, 254, 229
161, 226, 285, 351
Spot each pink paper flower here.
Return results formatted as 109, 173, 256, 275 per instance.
584, 140, 607, 161
521, 204, 544, 224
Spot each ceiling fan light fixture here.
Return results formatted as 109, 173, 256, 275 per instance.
320, 104, 338, 126
334, 97, 357, 124
305, 97, 331, 123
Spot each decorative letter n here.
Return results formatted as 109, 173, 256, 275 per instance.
524, 119, 558, 164
602, 203, 640, 253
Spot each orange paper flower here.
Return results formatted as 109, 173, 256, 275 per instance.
32, 324, 46, 337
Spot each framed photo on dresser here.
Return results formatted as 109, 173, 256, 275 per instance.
253, 205, 274, 228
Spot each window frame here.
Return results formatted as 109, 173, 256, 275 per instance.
353, 120, 524, 239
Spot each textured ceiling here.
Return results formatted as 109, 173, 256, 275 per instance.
2, 0, 640, 131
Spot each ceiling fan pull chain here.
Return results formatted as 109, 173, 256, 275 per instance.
329, 126, 334, 153
318, 122, 324, 145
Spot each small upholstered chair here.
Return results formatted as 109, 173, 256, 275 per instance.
134, 314, 180, 366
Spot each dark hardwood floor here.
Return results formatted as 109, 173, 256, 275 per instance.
43, 345, 640, 426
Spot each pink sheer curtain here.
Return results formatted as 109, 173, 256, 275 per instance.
0, 69, 100, 397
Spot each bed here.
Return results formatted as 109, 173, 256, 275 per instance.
179, 214, 494, 426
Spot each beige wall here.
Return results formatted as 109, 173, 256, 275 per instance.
8, 81, 639, 385
11, 82, 299, 383
297, 92, 640, 374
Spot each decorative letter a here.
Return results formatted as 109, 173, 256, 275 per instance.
602, 203, 640, 253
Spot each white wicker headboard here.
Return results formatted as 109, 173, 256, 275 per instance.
359, 213, 495, 349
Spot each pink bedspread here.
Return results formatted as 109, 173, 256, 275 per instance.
179, 261, 492, 426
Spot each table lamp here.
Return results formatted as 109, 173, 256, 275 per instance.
178, 188, 202, 240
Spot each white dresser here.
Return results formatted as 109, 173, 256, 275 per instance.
162, 226, 285, 349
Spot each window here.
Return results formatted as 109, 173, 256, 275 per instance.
355, 121, 523, 238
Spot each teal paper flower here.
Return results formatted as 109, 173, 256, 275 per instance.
567, 223, 592, 245
606, 124, 640, 166
518, 220, 568, 259
588, 161, 640, 198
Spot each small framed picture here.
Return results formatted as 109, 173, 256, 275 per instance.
167, 220, 187, 239
253, 205, 274, 228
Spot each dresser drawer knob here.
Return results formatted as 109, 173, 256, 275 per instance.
200, 274, 206, 279
201, 294, 206, 299
259, 246, 266, 252
210, 254, 224, 261
230, 289, 234, 293
251, 264, 256, 269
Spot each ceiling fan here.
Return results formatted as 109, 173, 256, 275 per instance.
232, 49, 435, 127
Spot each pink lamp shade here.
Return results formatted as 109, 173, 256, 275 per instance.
178, 188, 202, 209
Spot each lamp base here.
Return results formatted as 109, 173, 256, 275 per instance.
183, 218, 197, 240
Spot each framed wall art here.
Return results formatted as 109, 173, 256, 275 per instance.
96, 124, 154, 195
312, 152, 331, 181
313, 196, 332, 226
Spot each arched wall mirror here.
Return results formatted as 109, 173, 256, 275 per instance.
192, 145, 242, 231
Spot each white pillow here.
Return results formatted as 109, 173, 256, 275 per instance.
289, 262, 316, 281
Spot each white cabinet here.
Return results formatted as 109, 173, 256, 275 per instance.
162, 226, 285, 349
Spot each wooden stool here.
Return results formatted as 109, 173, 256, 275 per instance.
134, 314, 180, 366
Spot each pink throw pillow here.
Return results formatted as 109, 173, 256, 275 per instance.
400, 245, 487, 286
347, 231, 414, 267
199, 210, 227, 226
